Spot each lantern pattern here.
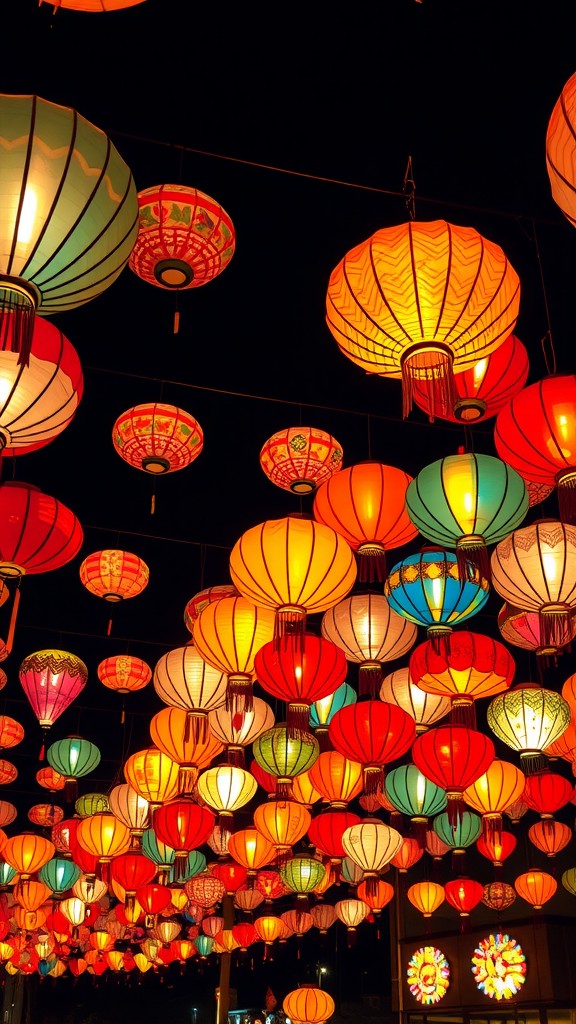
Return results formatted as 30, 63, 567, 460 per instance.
405, 452, 528, 580
260, 426, 344, 495
252, 726, 319, 799
254, 633, 347, 735
313, 461, 418, 581
112, 403, 204, 475
183, 584, 238, 633
498, 602, 576, 658
472, 933, 526, 1000
325, 219, 520, 419
19, 649, 88, 754
482, 882, 516, 912
3, 833, 55, 878
307, 751, 363, 809
0, 93, 138, 363
487, 684, 571, 773
407, 945, 451, 1005
97, 655, 151, 693
79, 549, 149, 603
123, 747, 180, 809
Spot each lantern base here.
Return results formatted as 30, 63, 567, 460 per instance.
456, 535, 490, 583
356, 543, 387, 583
556, 468, 576, 525
539, 602, 573, 651
289, 479, 316, 495
153, 259, 194, 289
453, 397, 487, 422
142, 456, 171, 474
401, 343, 456, 422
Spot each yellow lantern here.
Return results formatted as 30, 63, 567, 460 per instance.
123, 747, 180, 810
196, 765, 258, 835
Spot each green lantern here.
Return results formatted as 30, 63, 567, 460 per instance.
252, 726, 319, 798
280, 855, 325, 896
405, 452, 528, 580
40, 856, 80, 894
561, 867, 576, 897
0, 93, 138, 364
46, 735, 100, 802
385, 764, 447, 821
433, 810, 482, 850
169, 849, 207, 884
74, 792, 110, 817
0, 862, 16, 886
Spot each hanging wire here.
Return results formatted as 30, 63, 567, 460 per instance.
403, 156, 416, 221
529, 217, 557, 375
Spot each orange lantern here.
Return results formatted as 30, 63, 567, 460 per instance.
112, 403, 204, 476
253, 915, 284, 946
283, 985, 335, 1024
391, 837, 424, 873
357, 877, 395, 914
514, 869, 557, 910
528, 819, 572, 857
0, 760, 17, 785
79, 549, 149, 603
123, 747, 180, 811
227, 827, 275, 877
12, 879, 51, 912
407, 880, 445, 917
27, 803, 64, 828
228, 515, 357, 646
326, 219, 520, 419
39, 1, 147, 13
97, 655, 151, 693
75, 814, 132, 880
150, 705, 224, 794
547, 71, 576, 227
0, 716, 23, 752
36, 767, 66, 792
183, 584, 239, 634
253, 799, 311, 860
313, 461, 418, 581
260, 426, 344, 495
307, 751, 363, 809
3, 832, 55, 878
463, 759, 526, 844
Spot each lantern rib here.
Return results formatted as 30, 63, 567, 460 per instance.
6, 97, 39, 275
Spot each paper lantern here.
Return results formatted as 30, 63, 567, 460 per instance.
0, 93, 138, 363
326, 219, 520, 419
3, 833, 55, 878
307, 751, 363, 809
444, 877, 484, 916
283, 986, 335, 1024
412, 725, 495, 827
481, 881, 516, 911
153, 800, 215, 870
46, 736, 100, 802
307, 809, 360, 865
228, 515, 357, 644
112, 403, 203, 475
254, 633, 347, 735
405, 452, 528, 580
0, 759, 16, 785
108, 784, 150, 839
210, 861, 248, 896
411, 333, 529, 424
27, 803, 64, 828
254, 868, 289, 902
0, 481, 83, 576
476, 830, 517, 868
280, 855, 326, 899
0, 800, 17, 826
19, 649, 88, 755
252, 799, 311, 858
183, 584, 238, 634
227, 827, 275, 877
150, 705, 224, 794
384, 548, 490, 652
384, 764, 447, 842
207, 696, 274, 767
514, 869, 557, 910
407, 880, 445, 917
498, 602, 576, 658
123, 747, 180, 810
379, 667, 451, 734
390, 836, 424, 872
39, 1, 147, 14
153, 644, 228, 745
79, 549, 149, 603
328, 700, 416, 794
547, 72, 576, 226
0, 715, 24, 751
487, 683, 571, 773
110, 851, 156, 911
0, 314, 83, 456
260, 426, 344, 495
433, 811, 482, 852
39, 856, 80, 894
463, 759, 526, 843
313, 461, 418, 581
494, 375, 576, 523
36, 766, 65, 792
75, 814, 131, 877
97, 655, 151, 694
321, 591, 418, 697
528, 819, 572, 857
341, 821, 403, 894
196, 765, 257, 833
252, 726, 319, 799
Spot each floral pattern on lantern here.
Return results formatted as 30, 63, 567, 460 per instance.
79, 549, 149, 603
260, 426, 344, 494
407, 946, 450, 1005
472, 933, 526, 1000
112, 403, 203, 475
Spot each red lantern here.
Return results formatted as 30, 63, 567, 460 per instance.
112, 403, 204, 476
79, 549, 149, 603
259, 426, 344, 495
0, 716, 24, 751
444, 877, 484, 916
135, 882, 172, 928
0, 481, 82, 575
307, 810, 361, 866
231, 921, 257, 951
210, 861, 248, 895
254, 633, 347, 736
523, 771, 574, 817
110, 852, 156, 911
528, 819, 572, 857
153, 800, 215, 876
476, 830, 517, 868
328, 700, 416, 793
412, 725, 495, 827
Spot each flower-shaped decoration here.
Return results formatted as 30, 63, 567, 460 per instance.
407, 946, 450, 1004
471, 933, 526, 1000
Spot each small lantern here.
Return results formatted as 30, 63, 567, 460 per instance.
260, 426, 344, 494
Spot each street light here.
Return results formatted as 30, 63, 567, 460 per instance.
317, 966, 327, 989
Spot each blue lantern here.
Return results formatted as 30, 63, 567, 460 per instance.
40, 856, 81, 894
385, 764, 447, 820
309, 682, 357, 731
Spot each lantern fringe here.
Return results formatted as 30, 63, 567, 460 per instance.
356, 547, 387, 583
363, 765, 384, 795
451, 699, 477, 729
427, 627, 452, 658
287, 703, 312, 739
521, 751, 548, 775
456, 538, 491, 584
539, 606, 573, 652
0, 281, 37, 367
315, 728, 332, 752
276, 779, 294, 799
274, 607, 306, 651
557, 472, 576, 526
174, 853, 189, 882
217, 812, 234, 842
482, 813, 503, 848
446, 792, 464, 830
346, 928, 357, 949
359, 663, 383, 699
451, 850, 467, 875
226, 676, 253, 715
364, 874, 380, 899
178, 766, 198, 795
390, 810, 404, 833
64, 778, 78, 804
401, 345, 456, 422
227, 747, 246, 768
185, 711, 209, 745
410, 819, 428, 850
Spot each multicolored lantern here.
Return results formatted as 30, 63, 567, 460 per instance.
112, 403, 204, 475
487, 683, 571, 773
260, 426, 344, 494
79, 549, 149, 603
19, 649, 88, 756
407, 946, 450, 1005
498, 602, 576, 659
326, 219, 520, 419
472, 933, 526, 999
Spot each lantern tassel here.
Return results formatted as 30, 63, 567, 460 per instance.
410, 819, 428, 850
482, 813, 503, 848
0, 281, 38, 368
356, 546, 387, 583
557, 471, 576, 525
287, 702, 311, 739
226, 675, 254, 715
401, 345, 456, 422
358, 662, 383, 699
539, 605, 572, 652
451, 698, 477, 729
274, 607, 306, 652
185, 711, 209, 745
446, 792, 464, 830
363, 765, 384, 795
64, 777, 78, 803
456, 537, 491, 584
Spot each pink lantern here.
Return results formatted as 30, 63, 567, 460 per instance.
19, 649, 88, 757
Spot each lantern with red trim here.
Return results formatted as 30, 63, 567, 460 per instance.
0, 760, 16, 785
411, 333, 529, 424
19, 649, 88, 757
112, 403, 203, 477
412, 725, 495, 828
522, 770, 574, 846
254, 633, 347, 736
326, 220, 520, 420
528, 819, 572, 857
252, 799, 311, 862
183, 585, 238, 635
321, 591, 418, 697
75, 813, 131, 883
36, 767, 66, 793
444, 877, 484, 917
379, 667, 451, 734
110, 851, 156, 913
498, 602, 576, 659
79, 550, 149, 631
462, 758, 526, 846
123, 747, 180, 812
153, 799, 215, 878
260, 426, 344, 495
0, 716, 23, 752
482, 881, 516, 912
27, 803, 63, 828
97, 656, 151, 718
313, 461, 418, 581
328, 700, 416, 794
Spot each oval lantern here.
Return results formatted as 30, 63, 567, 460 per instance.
79, 549, 149, 603
112, 403, 204, 475
208, 696, 275, 767
153, 644, 228, 744
0, 481, 83, 576
254, 633, 347, 736
546, 72, 576, 227
407, 880, 445, 918
487, 683, 571, 774
514, 869, 557, 910
498, 602, 576, 659
39, 0, 146, 9
46, 735, 101, 802
283, 986, 335, 1024
329, 699, 416, 794
379, 667, 451, 734
19, 649, 88, 756
252, 726, 319, 799
260, 426, 344, 495
325, 219, 520, 419
412, 724, 495, 828
150, 705, 224, 794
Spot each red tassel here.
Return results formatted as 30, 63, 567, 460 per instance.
401, 344, 456, 421
363, 765, 384, 795
226, 675, 254, 715
0, 281, 38, 367
446, 792, 464, 829
276, 779, 294, 800
359, 662, 383, 699
356, 546, 387, 583
410, 819, 428, 850
557, 470, 576, 525
456, 537, 491, 583
185, 711, 209, 745
540, 605, 572, 651
427, 627, 452, 657
451, 698, 476, 728
227, 746, 246, 768
287, 702, 311, 739
482, 813, 502, 848
274, 607, 306, 651
64, 778, 78, 803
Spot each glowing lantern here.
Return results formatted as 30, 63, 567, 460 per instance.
546, 72, 576, 225
183, 584, 238, 634
228, 515, 357, 645
384, 548, 490, 652
307, 751, 363, 809
79, 549, 149, 603
341, 821, 403, 894
403, 880, 444, 921
76, 813, 131, 878
227, 827, 275, 877
328, 700, 416, 794
97, 655, 151, 694
110, 851, 156, 911
307, 809, 360, 866
108, 783, 150, 840
476, 830, 517, 868
123, 747, 180, 810
19, 649, 88, 755
313, 461, 418, 581
498, 602, 576, 658
153, 643, 228, 745
308, 681, 357, 746
528, 819, 572, 857
260, 426, 343, 497
36, 767, 65, 792
379, 667, 451, 734
283, 986, 335, 1024
252, 726, 319, 798
210, 861, 248, 895
13, 879, 51, 911
207, 697, 274, 767
491, 520, 576, 649
196, 765, 257, 834
411, 333, 529, 424
523, 770, 574, 818
462, 759, 526, 843
252, 799, 311, 859
135, 882, 172, 928
514, 869, 557, 910
254, 633, 347, 736
321, 591, 417, 696
150, 705, 224, 794
27, 803, 64, 828
0, 93, 138, 363
0, 800, 16, 827
433, 811, 482, 853
153, 800, 215, 874
406, 452, 528, 580
112, 402, 203, 479
0, 760, 16, 785
3, 833, 55, 878
0, 314, 83, 456
280, 855, 326, 899
482, 881, 516, 911
185, 872, 226, 909
487, 683, 571, 773
253, 915, 284, 946
39, 857, 80, 894
444, 877, 484, 917
325, 219, 520, 419
0, 481, 83, 576
46, 735, 100, 802
391, 836, 424, 872
384, 764, 447, 843
129, 184, 235, 330
231, 921, 257, 951
0, 716, 23, 751
412, 725, 495, 827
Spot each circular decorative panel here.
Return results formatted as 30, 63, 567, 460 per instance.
471, 933, 526, 1000
407, 945, 450, 1004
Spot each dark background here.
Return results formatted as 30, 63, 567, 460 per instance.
3, 0, 576, 1018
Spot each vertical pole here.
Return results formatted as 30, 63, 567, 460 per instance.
216, 893, 234, 1024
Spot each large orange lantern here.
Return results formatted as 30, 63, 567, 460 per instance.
546, 72, 576, 227
123, 747, 180, 810
463, 759, 526, 844
227, 827, 276, 877
228, 515, 357, 645
313, 461, 418, 581
75, 813, 131, 880
326, 219, 520, 419
307, 751, 363, 809
283, 986, 335, 1024
150, 705, 223, 794
260, 426, 344, 495
514, 869, 557, 910
97, 655, 151, 694
252, 799, 311, 860
112, 403, 204, 476
3, 832, 55, 878
407, 880, 445, 918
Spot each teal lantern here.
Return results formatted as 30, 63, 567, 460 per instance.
280, 855, 326, 896
385, 764, 447, 845
309, 682, 357, 745
195, 934, 214, 958
384, 549, 490, 653
46, 736, 101, 803
0, 94, 138, 366
168, 849, 207, 884
74, 792, 110, 817
141, 828, 176, 880
433, 810, 482, 850
0, 862, 16, 886
405, 452, 528, 580
40, 856, 81, 894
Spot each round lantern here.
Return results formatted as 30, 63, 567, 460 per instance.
153, 644, 228, 742
0, 799, 17, 825
384, 548, 490, 652
391, 836, 425, 872
384, 764, 447, 842
210, 861, 248, 896
308, 681, 357, 744
46, 735, 100, 802
283, 985, 335, 1024
0, 481, 83, 576
476, 830, 517, 868
412, 725, 495, 827
208, 697, 275, 766
321, 591, 418, 697
341, 821, 403, 894
498, 602, 576, 658
411, 333, 529, 424
123, 747, 180, 810
252, 727, 319, 799
407, 881, 445, 918
260, 426, 344, 495
0, 313, 83, 456
183, 584, 238, 634
3, 833, 55, 878
444, 878, 484, 917
494, 375, 576, 524
307, 809, 361, 865
76, 814, 131, 878
0, 715, 23, 751
19, 649, 88, 755
281, 855, 326, 899
325, 219, 520, 419
528, 819, 572, 857
192, 595, 276, 713
547, 72, 576, 226
108, 784, 150, 839
112, 403, 204, 475
313, 461, 418, 581
307, 751, 363, 809
491, 519, 576, 650
254, 633, 347, 736
228, 515, 357, 644
196, 765, 257, 834
74, 792, 109, 818
482, 881, 516, 912
0, 93, 138, 363
252, 799, 311, 859
0, 759, 17, 785
514, 869, 557, 910
379, 667, 451, 734
153, 800, 215, 874
227, 827, 275, 877
328, 700, 416, 794
463, 759, 526, 843
79, 549, 149, 603
39, 856, 80, 894
405, 452, 528, 580
97, 655, 151, 694
27, 803, 64, 828
150, 705, 224, 795
433, 811, 482, 852
487, 683, 572, 773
